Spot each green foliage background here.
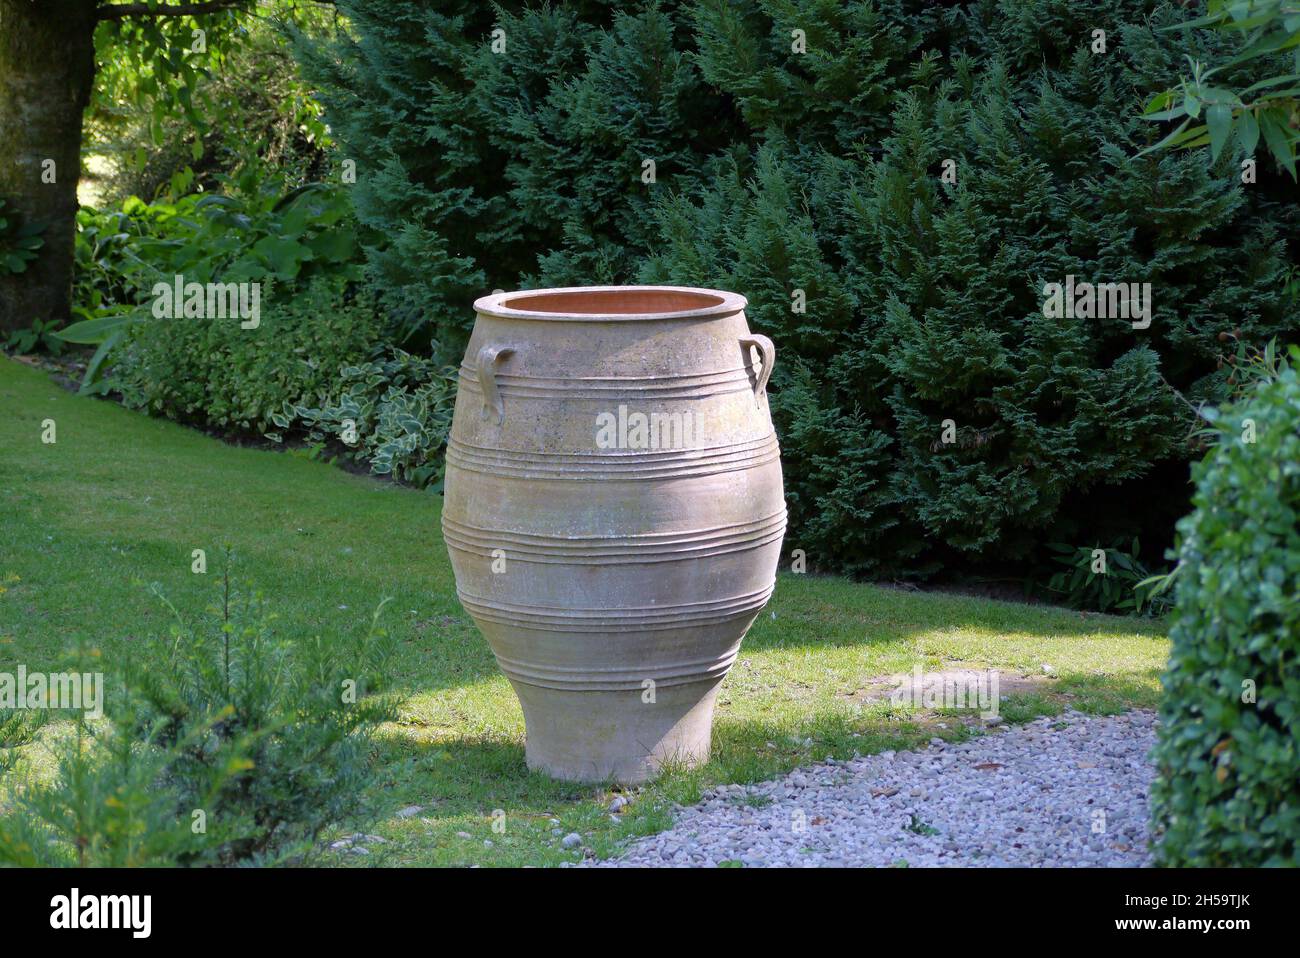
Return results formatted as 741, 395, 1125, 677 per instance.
293, 0, 1300, 581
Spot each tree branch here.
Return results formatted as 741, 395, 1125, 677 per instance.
96, 1, 254, 21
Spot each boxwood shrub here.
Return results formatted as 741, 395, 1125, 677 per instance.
1150, 350, 1300, 866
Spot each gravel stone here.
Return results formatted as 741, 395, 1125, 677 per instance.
586, 710, 1156, 868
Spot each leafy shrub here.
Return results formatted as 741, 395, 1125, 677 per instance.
0, 570, 398, 867
2, 317, 65, 357
1043, 539, 1170, 616
1140, 0, 1300, 177
1150, 347, 1300, 866
87, 5, 335, 206
113, 277, 388, 434
98, 168, 362, 292
72, 203, 174, 320
270, 350, 459, 490
0, 198, 44, 275
63, 168, 367, 392
111, 274, 456, 488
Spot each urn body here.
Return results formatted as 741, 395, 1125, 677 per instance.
442, 286, 785, 783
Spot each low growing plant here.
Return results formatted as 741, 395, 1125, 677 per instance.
1043, 539, 1172, 616
0, 709, 41, 775
113, 279, 389, 433
0, 565, 399, 866
270, 350, 459, 490
0, 198, 43, 275
2, 316, 65, 357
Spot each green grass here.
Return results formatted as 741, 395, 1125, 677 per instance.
0, 356, 1170, 866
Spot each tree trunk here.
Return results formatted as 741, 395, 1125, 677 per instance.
0, 0, 99, 334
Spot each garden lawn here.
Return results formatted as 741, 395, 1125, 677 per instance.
0, 356, 1170, 866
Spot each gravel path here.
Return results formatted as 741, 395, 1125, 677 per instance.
590, 710, 1156, 867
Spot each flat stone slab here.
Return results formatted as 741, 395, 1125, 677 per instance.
844, 666, 1057, 710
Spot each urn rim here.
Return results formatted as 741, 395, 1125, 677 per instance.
473, 285, 747, 322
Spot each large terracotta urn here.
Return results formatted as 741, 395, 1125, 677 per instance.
442, 286, 785, 783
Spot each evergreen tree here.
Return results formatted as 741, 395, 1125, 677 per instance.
300, 0, 1300, 582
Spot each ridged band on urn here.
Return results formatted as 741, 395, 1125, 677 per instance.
442, 286, 785, 783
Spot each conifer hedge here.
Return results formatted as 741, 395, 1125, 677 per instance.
296, 0, 1300, 579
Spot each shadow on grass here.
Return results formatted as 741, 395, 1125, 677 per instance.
743, 573, 1167, 654
351, 680, 1161, 865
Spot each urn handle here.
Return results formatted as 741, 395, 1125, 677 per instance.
476, 344, 516, 425
739, 333, 775, 402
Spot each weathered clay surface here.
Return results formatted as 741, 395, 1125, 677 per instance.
443, 286, 785, 783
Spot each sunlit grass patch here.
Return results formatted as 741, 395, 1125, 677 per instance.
0, 357, 1170, 866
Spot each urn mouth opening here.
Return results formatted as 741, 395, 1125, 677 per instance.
474, 285, 746, 321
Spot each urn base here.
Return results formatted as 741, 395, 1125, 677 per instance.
511, 679, 723, 784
